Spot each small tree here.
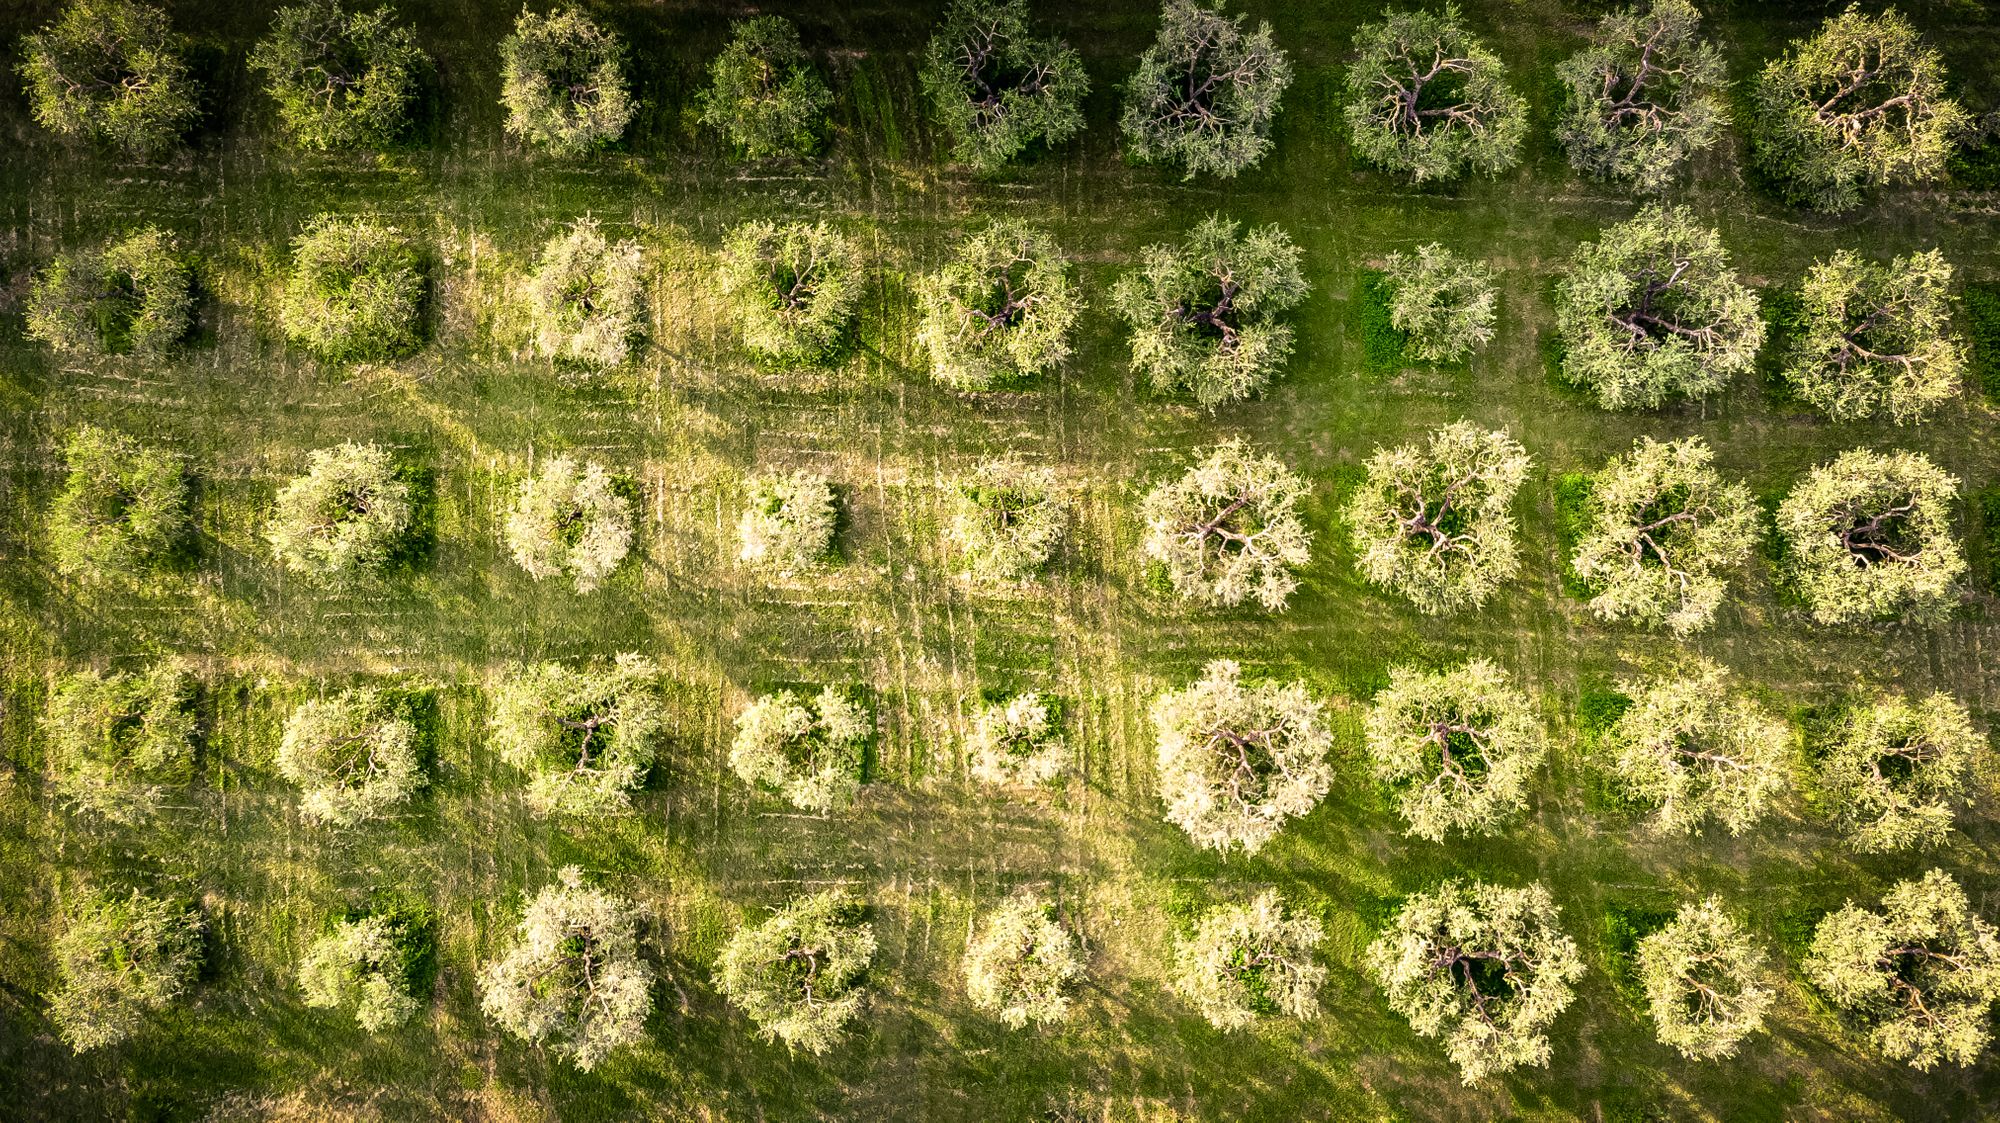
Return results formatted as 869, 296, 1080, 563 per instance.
1378, 244, 1497, 364
26, 227, 192, 357
948, 461, 1067, 583
46, 425, 190, 586
1365, 879, 1585, 1085
1805, 868, 2000, 1070
499, 7, 635, 156
714, 890, 877, 1055
1345, 421, 1530, 615
48, 888, 202, 1051
249, 0, 429, 150
278, 215, 426, 362
503, 456, 635, 593
1634, 895, 1774, 1061
921, 0, 1088, 170
697, 15, 832, 160
1140, 440, 1312, 611
1600, 660, 1790, 837
1569, 436, 1761, 635
43, 663, 198, 824
1751, 6, 1970, 211
480, 867, 653, 1071
1151, 659, 1333, 854
1554, 205, 1764, 410
964, 893, 1084, 1029
299, 901, 434, 1031
1816, 692, 1981, 853
1782, 249, 1965, 425
738, 470, 838, 576
717, 221, 862, 364
18, 0, 198, 155
966, 692, 1068, 787
525, 218, 647, 371
490, 654, 664, 816
1343, 5, 1527, 183
1121, 0, 1290, 179
1777, 447, 1963, 625
266, 442, 414, 587
1553, 0, 1728, 193
278, 686, 426, 827
1170, 890, 1325, 1030
730, 687, 870, 813
1110, 216, 1308, 407
1363, 659, 1544, 842
915, 221, 1080, 391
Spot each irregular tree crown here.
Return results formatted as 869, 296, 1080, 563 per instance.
1120, 0, 1292, 180
1344, 4, 1528, 183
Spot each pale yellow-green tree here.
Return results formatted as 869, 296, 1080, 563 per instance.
1635, 896, 1774, 1061
1346, 421, 1530, 615
480, 867, 653, 1070
1152, 660, 1333, 853
1364, 659, 1545, 842
715, 890, 877, 1054
1170, 890, 1325, 1030
1600, 660, 1790, 837
964, 894, 1085, 1029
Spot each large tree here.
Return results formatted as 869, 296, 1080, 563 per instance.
729, 686, 871, 813
921, 0, 1088, 171
249, 0, 430, 151
717, 221, 862, 365
1343, 5, 1527, 184
1600, 659, 1790, 837
1120, 0, 1290, 180
48, 889, 203, 1051
46, 424, 190, 586
480, 867, 653, 1071
1363, 659, 1545, 843
1751, 6, 1969, 212
947, 461, 1068, 583
266, 441, 415, 587
277, 685, 427, 827
1815, 692, 1982, 853
525, 218, 647, 372
43, 663, 198, 824
738, 470, 838, 576
1378, 244, 1498, 364
1170, 890, 1325, 1030
1553, 0, 1727, 193
278, 215, 426, 362
1365, 879, 1585, 1085
1151, 659, 1333, 854
1568, 436, 1760, 635
966, 691, 1069, 787
299, 900, 434, 1031
490, 655, 664, 816
1777, 447, 1963, 625
1805, 869, 2000, 1070
1782, 249, 1965, 425
1139, 440, 1312, 611
503, 455, 635, 593
915, 221, 1080, 391
498, 7, 635, 156
697, 15, 833, 161
18, 0, 198, 156
714, 890, 877, 1055
26, 227, 192, 357
1634, 895, 1774, 1061
1345, 420, 1530, 615
1554, 205, 1764, 410
963, 894, 1084, 1029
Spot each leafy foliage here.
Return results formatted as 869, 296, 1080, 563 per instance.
947, 460, 1067, 583
738, 470, 838, 576
266, 442, 415, 587
729, 686, 870, 813
1777, 447, 1964, 625
1343, 4, 1527, 184
1378, 244, 1497, 364
963, 894, 1084, 1029
1634, 895, 1774, 1061
480, 867, 652, 1071
48, 889, 202, 1051
1600, 659, 1790, 837
525, 218, 647, 371
1364, 659, 1545, 842
43, 663, 198, 824
1140, 439, 1312, 611
26, 227, 192, 357
921, 0, 1088, 170
966, 692, 1068, 787
18, 0, 198, 155
1170, 890, 1325, 1030
498, 7, 634, 156
299, 903, 434, 1031
278, 215, 426, 362
46, 424, 190, 586
915, 220, 1079, 391
714, 890, 876, 1055
1815, 692, 1981, 853
1782, 249, 1964, 425
718, 221, 862, 364
1553, 0, 1727, 193
249, 0, 429, 150
1345, 420, 1530, 615
490, 655, 664, 816
697, 15, 832, 160
1120, 0, 1291, 179
277, 685, 427, 827
503, 455, 635, 593
1151, 659, 1333, 854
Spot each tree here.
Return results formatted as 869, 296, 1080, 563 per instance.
921, 0, 1088, 170
1151, 659, 1333, 854
1378, 244, 1497, 364
266, 442, 415, 587
18, 0, 198, 156
1363, 659, 1545, 842
26, 227, 192, 357
299, 901, 434, 1031
947, 461, 1067, 583
1345, 421, 1530, 615
1109, 216, 1308, 407
46, 424, 190, 586
1553, 0, 1728, 193
729, 687, 870, 813
249, 0, 429, 150
1751, 6, 1969, 211
503, 455, 635, 592
1600, 659, 1790, 837
1569, 436, 1760, 635
1343, 5, 1528, 184
1364, 879, 1585, 1085
1777, 447, 1963, 625
48, 888, 202, 1051
498, 7, 634, 156
697, 15, 832, 160
43, 663, 198, 824
966, 692, 1069, 787
738, 470, 838, 576
1816, 692, 1981, 853
1140, 440, 1312, 611
278, 215, 426, 362
480, 867, 653, 1071
915, 220, 1079, 391
277, 685, 427, 827
1170, 890, 1325, 1030
1121, 0, 1291, 179
490, 654, 664, 816
1554, 205, 1764, 410
1804, 868, 2000, 1070
964, 893, 1084, 1029
1634, 895, 1774, 1061
714, 890, 877, 1055
717, 221, 862, 364
525, 218, 647, 371
1782, 249, 1965, 425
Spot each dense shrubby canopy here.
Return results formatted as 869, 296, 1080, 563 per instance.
299, 902, 433, 1031
729, 686, 870, 813
1345, 421, 1529, 615
526, 218, 647, 371
1140, 440, 1312, 611
915, 221, 1079, 391
718, 221, 862, 364
921, 0, 1088, 170
1170, 890, 1325, 1030
47, 424, 190, 586
1364, 659, 1544, 842
947, 461, 1067, 583
715, 890, 877, 1054
738, 470, 838, 576
480, 867, 652, 1070
1121, 0, 1290, 179
963, 894, 1084, 1028
503, 455, 635, 592
697, 16, 832, 160
249, 0, 429, 150
1343, 5, 1527, 183
965, 692, 1069, 787
278, 685, 427, 827
499, 7, 634, 155
1601, 660, 1790, 837
48, 889, 203, 1051
1553, 0, 1727, 193
1777, 448, 1963, 625
1782, 249, 1964, 425
1635, 896, 1774, 1061
1378, 244, 1497, 364
490, 655, 664, 816
267, 442, 415, 586
43, 663, 198, 824
19, 0, 198, 155
1151, 659, 1333, 853
1816, 692, 1981, 853
278, 215, 426, 362
26, 227, 192, 357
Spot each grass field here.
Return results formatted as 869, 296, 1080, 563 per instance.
2, 0, 2000, 1120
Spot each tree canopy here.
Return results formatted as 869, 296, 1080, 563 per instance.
43, 663, 198, 824
1782, 249, 1964, 425
729, 686, 870, 813
1553, 0, 1727, 192
1170, 890, 1325, 1030
277, 685, 427, 827
1601, 659, 1790, 837
480, 867, 653, 1070
921, 0, 1088, 170
1634, 895, 1774, 1061
1151, 659, 1333, 854
299, 901, 434, 1031
718, 221, 861, 364
1345, 421, 1530, 615
1777, 447, 1963, 625
965, 692, 1069, 788
1343, 5, 1527, 183
48, 888, 203, 1051
46, 424, 190, 586
697, 15, 832, 160
525, 217, 647, 371
19, 0, 198, 155
490, 655, 664, 816
1140, 440, 1312, 611
738, 470, 839, 576
1121, 0, 1291, 179
1815, 692, 1982, 853
1378, 244, 1498, 364
26, 226, 192, 357
947, 460, 1068, 583
498, 7, 634, 155
714, 890, 877, 1055
964, 894, 1084, 1029
1364, 659, 1545, 842
266, 441, 415, 586
503, 455, 635, 593
278, 215, 426, 362
915, 220, 1079, 391
249, 0, 430, 151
